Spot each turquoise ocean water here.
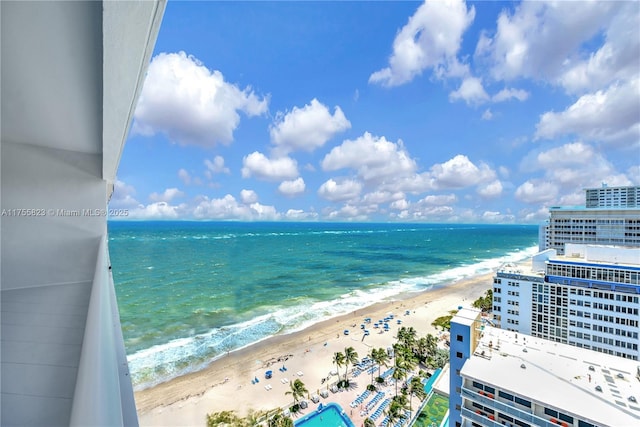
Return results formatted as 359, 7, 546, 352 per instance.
108, 221, 538, 390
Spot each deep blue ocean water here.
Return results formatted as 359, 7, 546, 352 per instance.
107, 221, 538, 389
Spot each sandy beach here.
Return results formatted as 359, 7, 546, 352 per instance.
136, 270, 497, 426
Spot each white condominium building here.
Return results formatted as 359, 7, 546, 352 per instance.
585, 185, 639, 208
540, 185, 640, 255
493, 244, 640, 361
449, 312, 640, 427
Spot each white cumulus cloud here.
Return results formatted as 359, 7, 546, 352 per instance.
129, 202, 184, 219
241, 152, 299, 181
270, 99, 351, 155
430, 154, 496, 189
193, 195, 279, 220
475, 1, 622, 85
133, 51, 268, 147
278, 178, 306, 197
449, 76, 489, 105
205, 156, 230, 175
149, 188, 185, 203
492, 88, 530, 103
369, 0, 475, 86
515, 180, 558, 204
318, 178, 363, 202
321, 132, 417, 184
240, 189, 258, 204
535, 78, 640, 146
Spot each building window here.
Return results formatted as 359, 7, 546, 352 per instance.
456, 351, 463, 358
498, 390, 514, 401
457, 334, 463, 342
515, 396, 531, 408
545, 408, 558, 417
559, 413, 574, 424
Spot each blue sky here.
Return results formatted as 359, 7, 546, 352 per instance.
111, 0, 639, 222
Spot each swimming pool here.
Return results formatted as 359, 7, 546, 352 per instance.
294, 403, 355, 427
423, 367, 442, 394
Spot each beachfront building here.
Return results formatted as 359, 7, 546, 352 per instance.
585, 185, 640, 208
493, 244, 640, 361
539, 185, 640, 255
1, 2, 165, 425
448, 317, 640, 427
449, 308, 484, 427
491, 251, 549, 334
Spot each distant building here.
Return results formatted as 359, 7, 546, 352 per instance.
493, 244, 640, 360
540, 185, 640, 254
585, 185, 640, 208
449, 309, 640, 427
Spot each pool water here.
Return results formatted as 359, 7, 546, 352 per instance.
294, 403, 355, 427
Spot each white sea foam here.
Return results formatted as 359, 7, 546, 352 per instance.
127, 244, 538, 390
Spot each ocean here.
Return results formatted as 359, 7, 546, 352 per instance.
107, 221, 538, 390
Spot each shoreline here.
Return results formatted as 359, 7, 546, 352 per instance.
135, 267, 504, 426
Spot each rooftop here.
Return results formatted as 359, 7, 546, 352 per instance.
452, 307, 482, 328
461, 326, 640, 427
551, 244, 640, 268
548, 205, 640, 212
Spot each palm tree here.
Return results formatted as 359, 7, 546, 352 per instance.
433, 348, 449, 369
245, 409, 268, 427
425, 334, 438, 356
397, 326, 417, 350
333, 351, 345, 381
343, 346, 359, 383
372, 347, 389, 378
391, 360, 405, 396
368, 348, 377, 385
394, 395, 411, 423
206, 410, 243, 427
269, 411, 293, 427
385, 396, 408, 426
407, 376, 426, 419
363, 418, 375, 427
285, 379, 308, 408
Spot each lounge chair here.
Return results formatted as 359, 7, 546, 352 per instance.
297, 370, 304, 376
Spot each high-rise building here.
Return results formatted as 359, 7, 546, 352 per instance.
493, 244, 640, 360
540, 185, 640, 254
585, 185, 640, 208
449, 309, 640, 427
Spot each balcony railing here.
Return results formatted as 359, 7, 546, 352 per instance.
462, 387, 557, 427
69, 234, 137, 426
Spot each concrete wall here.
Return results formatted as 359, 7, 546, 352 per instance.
1, 142, 105, 290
